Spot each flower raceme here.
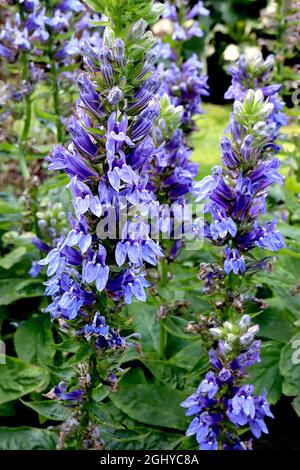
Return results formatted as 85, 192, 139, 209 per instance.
146, 2, 209, 259
0, 1, 101, 86
0, 0, 101, 142
193, 89, 285, 275
148, 58, 209, 204
183, 86, 285, 451
161, 0, 209, 42
181, 315, 274, 450
157, 54, 209, 132
225, 52, 288, 130
155, 0, 210, 133
37, 1, 165, 350
148, 95, 199, 205
148, 0, 209, 207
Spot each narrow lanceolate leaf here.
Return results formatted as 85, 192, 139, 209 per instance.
0, 247, 26, 270
0, 356, 50, 404
0, 279, 44, 305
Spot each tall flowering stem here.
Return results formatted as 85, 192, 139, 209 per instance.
142, 3, 209, 269
147, 2, 209, 243
45, 0, 63, 143
182, 315, 274, 450
0, 1, 101, 150
17, 2, 33, 182
154, 0, 210, 134
182, 87, 287, 450
225, 52, 288, 130
259, 0, 300, 99
36, 0, 165, 447
193, 89, 285, 276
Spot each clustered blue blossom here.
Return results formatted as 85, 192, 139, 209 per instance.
158, 54, 209, 130
182, 56, 287, 450
83, 312, 127, 349
181, 315, 274, 450
0, 0, 101, 115
54, 381, 85, 402
225, 53, 288, 130
37, 8, 165, 350
29, 201, 68, 277
193, 88, 285, 275
148, 55, 209, 206
162, 0, 209, 41
146, 1, 209, 244
149, 120, 199, 204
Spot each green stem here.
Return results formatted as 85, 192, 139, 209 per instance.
21, 96, 32, 142
17, 4, 31, 183
52, 64, 63, 143
159, 258, 168, 287
159, 320, 167, 359
45, 0, 63, 143
158, 259, 169, 358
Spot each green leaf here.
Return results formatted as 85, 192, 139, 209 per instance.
126, 302, 160, 352
118, 347, 143, 364
88, 400, 136, 431
247, 341, 283, 404
0, 356, 50, 404
14, 315, 55, 366
293, 395, 300, 417
84, 0, 104, 11
110, 380, 189, 430
177, 435, 198, 450
0, 142, 18, 153
37, 174, 70, 197
256, 307, 296, 342
119, 367, 147, 385
93, 397, 185, 450
0, 247, 27, 270
102, 427, 183, 451
169, 340, 204, 370
34, 105, 58, 122
91, 383, 111, 403
0, 279, 44, 305
21, 400, 72, 421
0, 427, 57, 450
254, 263, 300, 318
0, 401, 16, 417
285, 175, 300, 194
279, 332, 300, 396
163, 315, 195, 340
56, 63, 79, 74
142, 359, 186, 390
90, 20, 110, 27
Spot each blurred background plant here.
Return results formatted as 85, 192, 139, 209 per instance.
0, 0, 102, 187
0, 0, 299, 451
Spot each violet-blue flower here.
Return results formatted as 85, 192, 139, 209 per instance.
37, 1, 165, 352
181, 317, 274, 450
193, 89, 286, 275
225, 53, 288, 131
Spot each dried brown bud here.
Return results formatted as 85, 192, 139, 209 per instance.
156, 305, 168, 320
290, 284, 300, 296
